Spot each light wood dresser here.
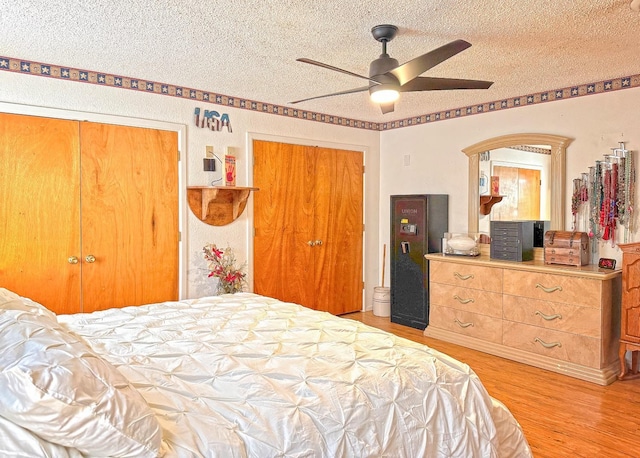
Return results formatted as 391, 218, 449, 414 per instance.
424, 253, 622, 385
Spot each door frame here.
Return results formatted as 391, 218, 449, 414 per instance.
246, 132, 368, 311
0, 102, 188, 299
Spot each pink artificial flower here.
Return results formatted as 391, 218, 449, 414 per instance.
214, 265, 225, 275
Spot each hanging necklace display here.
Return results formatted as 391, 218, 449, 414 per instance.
609, 141, 636, 242
579, 142, 635, 251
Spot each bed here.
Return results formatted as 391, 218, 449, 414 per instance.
0, 288, 532, 457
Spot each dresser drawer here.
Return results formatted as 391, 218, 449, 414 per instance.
429, 304, 502, 343
429, 260, 502, 292
491, 242, 519, 253
503, 321, 600, 368
503, 270, 601, 308
491, 222, 521, 236
491, 250, 521, 262
430, 283, 502, 318
492, 237, 521, 247
502, 295, 601, 338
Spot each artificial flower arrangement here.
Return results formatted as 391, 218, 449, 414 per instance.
203, 243, 247, 294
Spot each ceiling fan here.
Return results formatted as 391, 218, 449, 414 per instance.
291, 24, 493, 114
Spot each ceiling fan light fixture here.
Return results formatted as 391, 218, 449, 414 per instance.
293, 25, 492, 115
370, 85, 399, 104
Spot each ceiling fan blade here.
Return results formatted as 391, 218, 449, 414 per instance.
290, 85, 370, 104
400, 76, 493, 92
380, 102, 395, 114
296, 58, 381, 84
389, 39, 472, 86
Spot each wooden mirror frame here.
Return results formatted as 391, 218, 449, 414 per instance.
462, 133, 573, 233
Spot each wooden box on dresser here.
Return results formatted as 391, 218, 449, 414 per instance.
424, 253, 622, 385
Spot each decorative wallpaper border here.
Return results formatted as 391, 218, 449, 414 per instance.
2, 55, 639, 131
382, 75, 640, 131
508, 145, 551, 155
0, 56, 379, 131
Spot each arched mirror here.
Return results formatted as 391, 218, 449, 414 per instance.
463, 133, 573, 233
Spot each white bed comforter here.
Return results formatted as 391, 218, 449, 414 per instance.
57, 293, 531, 458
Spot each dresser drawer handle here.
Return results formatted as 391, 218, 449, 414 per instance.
453, 295, 475, 304
535, 310, 562, 321
535, 283, 563, 293
454, 318, 474, 328
454, 272, 474, 281
534, 337, 562, 349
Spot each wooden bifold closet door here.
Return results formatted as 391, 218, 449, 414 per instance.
0, 112, 179, 314
253, 140, 363, 315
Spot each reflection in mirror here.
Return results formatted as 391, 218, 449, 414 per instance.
478, 145, 551, 233
463, 133, 573, 234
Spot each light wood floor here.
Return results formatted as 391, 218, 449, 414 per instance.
343, 311, 640, 458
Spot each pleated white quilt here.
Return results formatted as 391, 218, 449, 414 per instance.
53, 293, 532, 457
6, 292, 529, 457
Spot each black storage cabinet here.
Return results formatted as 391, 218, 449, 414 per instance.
490, 220, 534, 261
390, 194, 448, 330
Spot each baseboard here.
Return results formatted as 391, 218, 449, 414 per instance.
424, 326, 619, 386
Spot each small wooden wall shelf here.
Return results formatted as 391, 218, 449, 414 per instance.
187, 186, 258, 226
479, 195, 504, 215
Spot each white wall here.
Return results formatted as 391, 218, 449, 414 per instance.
379, 88, 640, 272
0, 71, 380, 308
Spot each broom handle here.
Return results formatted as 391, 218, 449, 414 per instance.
381, 244, 386, 287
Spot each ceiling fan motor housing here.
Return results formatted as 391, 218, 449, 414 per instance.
369, 54, 401, 101
369, 55, 400, 83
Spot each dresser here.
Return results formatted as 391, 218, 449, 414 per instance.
617, 242, 640, 380
425, 254, 621, 385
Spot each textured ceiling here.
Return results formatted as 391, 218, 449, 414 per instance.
2, 0, 640, 123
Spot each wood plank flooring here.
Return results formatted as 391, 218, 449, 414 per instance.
342, 311, 640, 458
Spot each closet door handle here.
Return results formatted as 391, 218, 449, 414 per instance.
68, 256, 79, 264
307, 240, 315, 246
85, 254, 96, 263
314, 240, 323, 246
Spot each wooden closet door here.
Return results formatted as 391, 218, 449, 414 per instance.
253, 140, 316, 307
253, 140, 363, 314
313, 147, 363, 315
0, 113, 81, 314
80, 122, 179, 311
492, 165, 541, 220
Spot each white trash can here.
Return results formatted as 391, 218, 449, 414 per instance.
372, 286, 391, 317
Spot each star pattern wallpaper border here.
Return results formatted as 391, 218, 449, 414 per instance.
1, 56, 639, 132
